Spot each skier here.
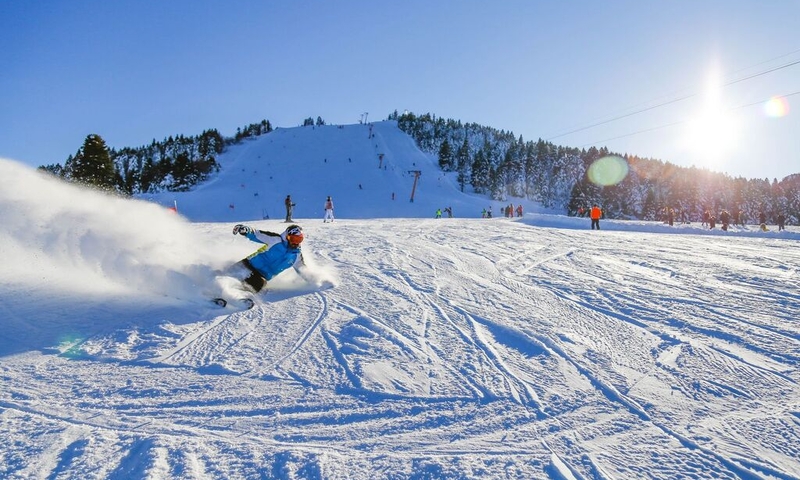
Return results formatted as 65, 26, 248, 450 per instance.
227, 223, 309, 294
323, 195, 334, 223
285, 195, 295, 222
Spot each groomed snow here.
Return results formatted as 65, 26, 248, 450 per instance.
1, 122, 798, 479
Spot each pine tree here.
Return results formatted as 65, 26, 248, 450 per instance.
65, 134, 116, 190
38, 163, 64, 177
470, 149, 491, 193
455, 138, 470, 192
438, 139, 453, 171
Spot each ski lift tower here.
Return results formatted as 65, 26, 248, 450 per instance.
408, 170, 421, 202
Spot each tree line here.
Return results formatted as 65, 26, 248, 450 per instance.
389, 110, 800, 225
38, 111, 799, 226
38, 119, 273, 194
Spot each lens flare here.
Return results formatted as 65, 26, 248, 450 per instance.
57, 334, 86, 359
588, 155, 629, 186
764, 96, 789, 118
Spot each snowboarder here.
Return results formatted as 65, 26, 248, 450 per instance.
285, 195, 295, 222
227, 223, 309, 294
323, 196, 334, 223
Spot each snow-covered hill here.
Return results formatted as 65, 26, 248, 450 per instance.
1, 136, 799, 479
143, 121, 545, 222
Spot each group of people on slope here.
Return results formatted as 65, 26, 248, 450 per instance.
435, 207, 453, 218
584, 204, 789, 232
480, 204, 524, 219
701, 209, 787, 231
283, 194, 335, 223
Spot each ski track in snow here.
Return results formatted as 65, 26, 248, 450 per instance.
3, 134, 800, 477
2, 219, 799, 479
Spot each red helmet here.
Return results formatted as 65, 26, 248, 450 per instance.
286, 225, 304, 246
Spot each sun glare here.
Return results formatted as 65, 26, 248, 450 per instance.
680, 71, 740, 167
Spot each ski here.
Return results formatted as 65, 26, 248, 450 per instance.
212, 297, 255, 310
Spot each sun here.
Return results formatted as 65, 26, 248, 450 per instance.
683, 109, 740, 161
679, 74, 741, 168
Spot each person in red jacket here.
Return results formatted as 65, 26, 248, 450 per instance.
590, 204, 602, 230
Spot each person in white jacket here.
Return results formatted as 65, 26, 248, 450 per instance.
323, 196, 334, 223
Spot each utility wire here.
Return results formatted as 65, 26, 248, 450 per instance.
547, 48, 800, 138
579, 90, 800, 148
547, 58, 800, 142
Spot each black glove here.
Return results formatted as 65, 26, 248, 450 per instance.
232, 224, 251, 235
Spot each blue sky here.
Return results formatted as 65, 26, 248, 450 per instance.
2, 0, 798, 180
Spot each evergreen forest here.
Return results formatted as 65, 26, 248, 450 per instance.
391, 111, 800, 225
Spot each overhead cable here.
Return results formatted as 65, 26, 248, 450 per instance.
547, 58, 800, 142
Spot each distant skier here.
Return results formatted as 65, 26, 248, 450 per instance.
227, 223, 310, 293
324, 196, 334, 223
285, 195, 295, 222
590, 204, 602, 230
720, 210, 730, 231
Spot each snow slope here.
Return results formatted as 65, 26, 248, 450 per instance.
142, 121, 547, 221
1, 123, 799, 479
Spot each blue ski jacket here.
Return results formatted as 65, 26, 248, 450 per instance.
243, 229, 306, 280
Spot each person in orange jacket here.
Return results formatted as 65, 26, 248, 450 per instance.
590, 204, 602, 230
